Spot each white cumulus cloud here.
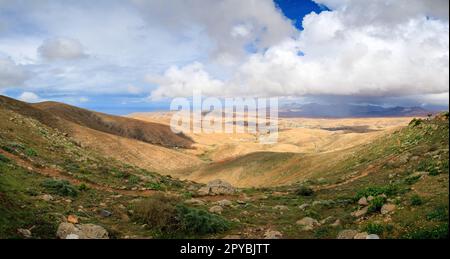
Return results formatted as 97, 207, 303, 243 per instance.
38, 37, 87, 61
0, 56, 28, 88
18, 91, 42, 103
150, 0, 449, 106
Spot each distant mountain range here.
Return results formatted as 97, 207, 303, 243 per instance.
279, 103, 442, 118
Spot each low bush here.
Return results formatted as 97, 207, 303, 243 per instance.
410, 194, 423, 206
128, 175, 140, 185
145, 182, 164, 191
409, 118, 422, 127
426, 206, 448, 221
368, 196, 386, 213
177, 205, 230, 235
41, 180, 79, 197
0, 154, 10, 163
25, 148, 37, 157
133, 194, 179, 233
133, 194, 229, 236
364, 222, 385, 235
295, 185, 314, 196
404, 175, 421, 185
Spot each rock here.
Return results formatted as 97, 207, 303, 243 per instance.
66, 234, 80, 239
296, 217, 320, 231
367, 196, 374, 202
39, 194, 54, 202
216, 199, 233, 207
67, 215, 79, 224
330, 219, 341, 227
354, 232, 369, 239
264, 230, 283, 239
337, 230, 358, 239
320, 216, 335, 225
299, 203, 310, 211
351, 206, 368, 217
17, 228, 32, 238
209, 205, 223, 214
56, 223, 109, 239
358, 197, 368, 206
381, 204, 396, 215
185, 198, 206, 206
197, 187, 211, 196
366, 234, 380, 239
274, 205, 289, 211
100, 210, 112, 217
208, 179, 236, 195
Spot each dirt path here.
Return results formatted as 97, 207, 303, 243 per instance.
0, 150, 158, 197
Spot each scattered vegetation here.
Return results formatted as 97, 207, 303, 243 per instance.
426, 206, 449, 222
404, 223, 448, 239
41, 180, 79, 197
355, 185, 398, 200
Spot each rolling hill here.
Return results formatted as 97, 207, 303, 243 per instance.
32, 101, 193, 148
0, 95, 201, 173
1, 94, 448, 239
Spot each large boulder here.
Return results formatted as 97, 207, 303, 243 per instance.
198, 180, 236, 196
56, 223, 109, 239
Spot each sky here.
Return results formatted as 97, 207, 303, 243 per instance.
0, 0, 448, 114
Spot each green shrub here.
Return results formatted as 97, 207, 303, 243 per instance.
409, 118, 422, 127
1, 145, 15, 153
134, 194, 229, 236
41, 180, 79, 197
428, 167, 440, 176
128, 175, 140, 185
145, 182, 164, 191
404, 223, 448, 239
410, 194, 423, 206
133, 194, 179, 233
404, 175, 421, 185
25, 148, 37, 157
426, 206, 449, 221
368, 196, 386, 213
364, 222, 385, 235
0, 154, 10, 163
295, 185, 314, 196
78, 183, 89, 191
176, 205, 230, 235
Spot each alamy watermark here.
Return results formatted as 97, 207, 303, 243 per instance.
169, 91, 279, 144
